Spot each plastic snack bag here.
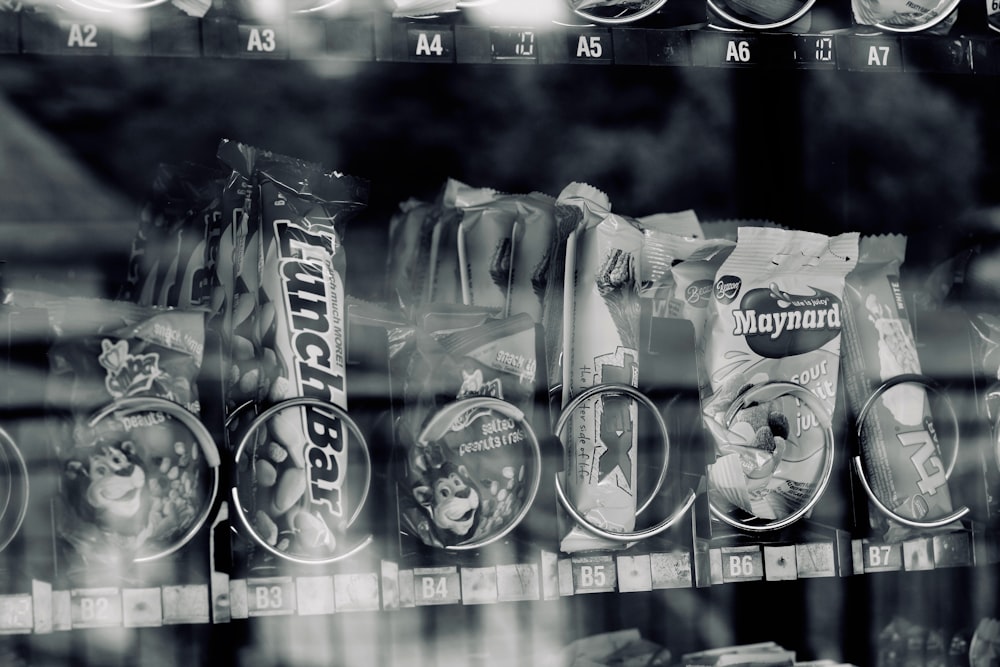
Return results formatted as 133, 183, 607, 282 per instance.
701, 227, 858, 523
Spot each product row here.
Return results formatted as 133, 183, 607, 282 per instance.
3, 0, 1000, 73
1, 138, 999, 606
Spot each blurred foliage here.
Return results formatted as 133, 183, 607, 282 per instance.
0, 55, 997, 297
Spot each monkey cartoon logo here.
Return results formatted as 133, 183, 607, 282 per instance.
411, 454, 482, 547
63, 441, 151, 538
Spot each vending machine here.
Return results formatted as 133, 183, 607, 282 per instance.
0, 0, 999, 665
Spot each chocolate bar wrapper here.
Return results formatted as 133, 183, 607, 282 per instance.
119, 162, 224, 310
702, 227, 858, 521
458, 194, 522, 313
500, 192, 557, 324
426, 179, 499, 305
396, 312, 540, 549
246, 154, 369, 563
636, 209, 703, 239
560, 201, 645, 553
539, 183, 612, 410
841, 234, 961, 542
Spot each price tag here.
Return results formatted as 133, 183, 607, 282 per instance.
413, 567, 461, 606
150, 15, 202, 57
398, 569, 416, 608
616, 554, 653, 592
572, 555, 617, 593
902, 537, 934, 571
461, 567, 499, 605
161, 585, 210, 625
497, 563, 540, 602
122, 588, 162, 628
32, 580, 52, 635
237, 24, 287, 59
70, 588, 122, 629
841, 35, 902, 72
491, 28, 537, 63
407, 27, 454, 61
228, 580, 249, 620
566, 30, 613, 64
540, 551, 560, 601
295, 576, 335, 616
52, 591, 71, 632
0, 595, 33, 634
381, 561, 401, 611
334, 573, 380, 612
720, 546, 763, 582
796, 542, 837, 578
932, 531, 973, 568
326, 17, 375, 61
650, 552, 692, 589
763, 545, 798, 581
691, 32, 764, 68
861, 541, 902, 572
246, 577, 296, 617
902, 37, 970, 73
792, 35, 837, 69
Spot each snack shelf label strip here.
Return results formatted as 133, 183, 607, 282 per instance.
5, 11, 999, 74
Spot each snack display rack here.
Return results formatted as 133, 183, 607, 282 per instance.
3, 1, 1000, 666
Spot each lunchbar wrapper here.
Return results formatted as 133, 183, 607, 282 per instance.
841, 234, 961, 542
701, 227, 858, 522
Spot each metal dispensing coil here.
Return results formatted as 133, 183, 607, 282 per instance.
709, 381, 836, 534
853, 373, 970, 529
553, 383, 697, 543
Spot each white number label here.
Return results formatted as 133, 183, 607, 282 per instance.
868, 545, 892, 567
576, 35, 603, 59
415, 33, 444, 57
253, 585, 283, 610
246, 28, 276, 53
867, 45, 891, 67
578, 565, 607, 588
726, 40, 751, 62
729, 555, 755, 577
67, 24, 98, 48
420, 577, 448, 600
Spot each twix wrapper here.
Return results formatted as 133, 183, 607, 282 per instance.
250, 153, 369, 560
559, 187, 645, 553
701, 227, 857, 522
841, 234, 961, 542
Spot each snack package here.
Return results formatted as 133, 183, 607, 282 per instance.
840, 234, 961, 542
386, 197, 434, 310
701, 227, 858, 523
851, 0, 958, 33
234, 149, 369, 564
43, 299, 213, 575
507, 192, 556, 323
119, 162, 224, 310
395, 312, 542, 550
458, 194, 521, 313
426, 179, 499, 305
559, 193, 646, 553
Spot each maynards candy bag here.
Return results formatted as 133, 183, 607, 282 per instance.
395, 312, 542, 549
42, 298, 214, 570
235, 151, 370, 562
701, 227, 858, 524
558, 192, 646, 553
841, 234, 961, 542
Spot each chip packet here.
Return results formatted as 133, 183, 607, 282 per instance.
395, 312, 542, 549
701, 227, 858, 524
840, 234, 962, 542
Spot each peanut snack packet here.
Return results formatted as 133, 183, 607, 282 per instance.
841, 234, 961, 542
559, 194, 646, 553
508, 192, 556, 323
235, 152, 369, 562
395, 312, 541, 549
40, 298, 212, 568
426, 179, 499, 305
701, 227, 858, 523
